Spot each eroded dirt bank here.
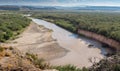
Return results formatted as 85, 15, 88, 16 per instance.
78, 29, 120, 50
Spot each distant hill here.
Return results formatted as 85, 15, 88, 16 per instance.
0, 5, 20, 10
55, 6, 120, 11
0, 5, 120, 12
76, 6, 120, 11
0, 5, 57, 10
21, 6, 57, 10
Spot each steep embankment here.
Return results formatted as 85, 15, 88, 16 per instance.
78, 29, 120, 50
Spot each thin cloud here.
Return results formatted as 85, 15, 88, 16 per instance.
0, 0, 120, 6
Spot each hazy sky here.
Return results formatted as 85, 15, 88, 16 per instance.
0, 0, 120, 7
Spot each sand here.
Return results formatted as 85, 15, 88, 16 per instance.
4, 22, 68, 60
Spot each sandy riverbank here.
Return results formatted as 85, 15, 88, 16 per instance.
2, 19, 109, 68
3, 22, 68, 60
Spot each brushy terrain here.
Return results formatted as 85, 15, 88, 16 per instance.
0, 14, 31, 42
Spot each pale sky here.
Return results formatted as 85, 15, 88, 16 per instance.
0, 0, 120, 7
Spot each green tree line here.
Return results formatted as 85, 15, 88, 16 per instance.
0, 14, 31, 42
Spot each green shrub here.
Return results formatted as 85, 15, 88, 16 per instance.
0, 46, 4, 52
52, 64, 88, 71
9, 46, 13, 50
26, 53, 38, 61
26, 53, 50, 69
114, 64, 120, 71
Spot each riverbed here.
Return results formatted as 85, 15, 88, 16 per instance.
32, 18, 111, 68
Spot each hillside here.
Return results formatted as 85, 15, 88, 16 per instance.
0, 5, 57, 11
0, 46, 41, 71
1, 5, 120, 12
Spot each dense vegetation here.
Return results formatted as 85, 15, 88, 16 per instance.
0, 14, 31, 42
32, 12, 120, 42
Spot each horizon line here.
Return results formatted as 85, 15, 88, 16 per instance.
0, 4, 120, 7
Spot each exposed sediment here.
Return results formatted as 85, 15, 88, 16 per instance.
4, 22, 68, 60
78, 29, 120, 50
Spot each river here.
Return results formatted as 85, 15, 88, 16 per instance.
32, 18, 111, 68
